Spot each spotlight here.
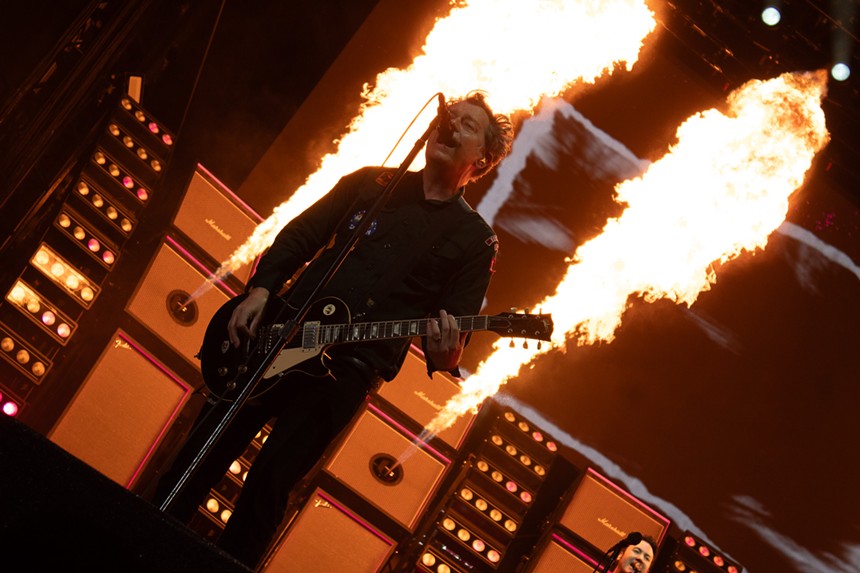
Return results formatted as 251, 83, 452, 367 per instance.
831, 62, 851, 81
829, 1, 855, 82
55, 208, 118, 269
6, 280, 77, 343
760, 1, 781, 26
0, 324, 51, 382
30, 244, 100, 307
75, 178, 135, 235
2, 400, 19, 417
761, 6, 781, 26
90, 147, 152, 205
676, 531, 744, 573
435, 514, 502, 566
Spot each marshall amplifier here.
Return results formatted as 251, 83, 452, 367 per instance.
172, 165, 261, 286
558, 468, 669, 555
376, 345, 476, 450
524, 532, 599, 573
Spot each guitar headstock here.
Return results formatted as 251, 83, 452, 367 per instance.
487, 312, 553, 342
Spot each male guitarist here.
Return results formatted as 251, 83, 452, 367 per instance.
153, 91, 513, 569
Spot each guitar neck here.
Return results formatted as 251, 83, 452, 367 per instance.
313, 315, 489, 345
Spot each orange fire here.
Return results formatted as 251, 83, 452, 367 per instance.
216, 0, 656, 278
425, 70, 831, 434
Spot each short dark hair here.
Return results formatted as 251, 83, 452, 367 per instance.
612, 533, 659, 571
639, 534, 658, 556
453, 90, 514, 180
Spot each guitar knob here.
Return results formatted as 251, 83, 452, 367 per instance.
226, 381, 236, 391
238, 365, 248, 374
218, 367, 228, 377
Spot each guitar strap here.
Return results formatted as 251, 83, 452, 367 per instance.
358, 194, 476, 317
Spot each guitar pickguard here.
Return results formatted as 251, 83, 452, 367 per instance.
263, 346, 324, 379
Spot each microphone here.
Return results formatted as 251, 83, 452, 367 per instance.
436, 93, 456, 147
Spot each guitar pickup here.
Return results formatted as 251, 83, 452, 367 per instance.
302, 321, 322, 350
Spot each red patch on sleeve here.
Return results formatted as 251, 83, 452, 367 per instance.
486, 234, 499, 273
375, 171, 395, 187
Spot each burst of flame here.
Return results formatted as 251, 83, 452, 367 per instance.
216, 0, 656, 278
425, 70, 831, 434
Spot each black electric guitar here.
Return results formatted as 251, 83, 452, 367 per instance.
199, 294, 553, 401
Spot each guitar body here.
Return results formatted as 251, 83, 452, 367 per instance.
199, 294, 351, 401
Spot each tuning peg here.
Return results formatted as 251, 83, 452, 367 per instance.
523, 340, 529, 349
509, 339, 515, 348
524, 308, 530, 315
537, 341, 542, 350
510, 307, 518, 313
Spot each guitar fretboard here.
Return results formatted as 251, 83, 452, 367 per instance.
308, 315, 490, 346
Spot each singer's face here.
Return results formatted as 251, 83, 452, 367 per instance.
615, 540, 654, 573
428, 101, 489, 180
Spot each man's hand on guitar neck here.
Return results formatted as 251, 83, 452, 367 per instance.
426, 309, 465, 372
228, 287, 270, 348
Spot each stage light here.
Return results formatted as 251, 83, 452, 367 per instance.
31, 244, 99, 307
90, 148, 152, 205
6, 280, 77, 343
119, 97, 173, 148
55, 208, 118, 269
761, 6, 780, 26
831, 62, 851, 81
75, 178, 136, 235
435, 514, 502, 567
760, 1, 782, 26
418, 547, 466, 573
503, 409, 559, 453
455, 485, 520, 534
488, 430, 552, 480
829, 1, 855, 82
473, 455, 535, 506
676, 531, 744, 573
106, 121, 166, 175
0, 325, 51, 382
2, 400, 19, 416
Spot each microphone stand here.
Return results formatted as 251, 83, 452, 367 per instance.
159, 117, 440, 513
